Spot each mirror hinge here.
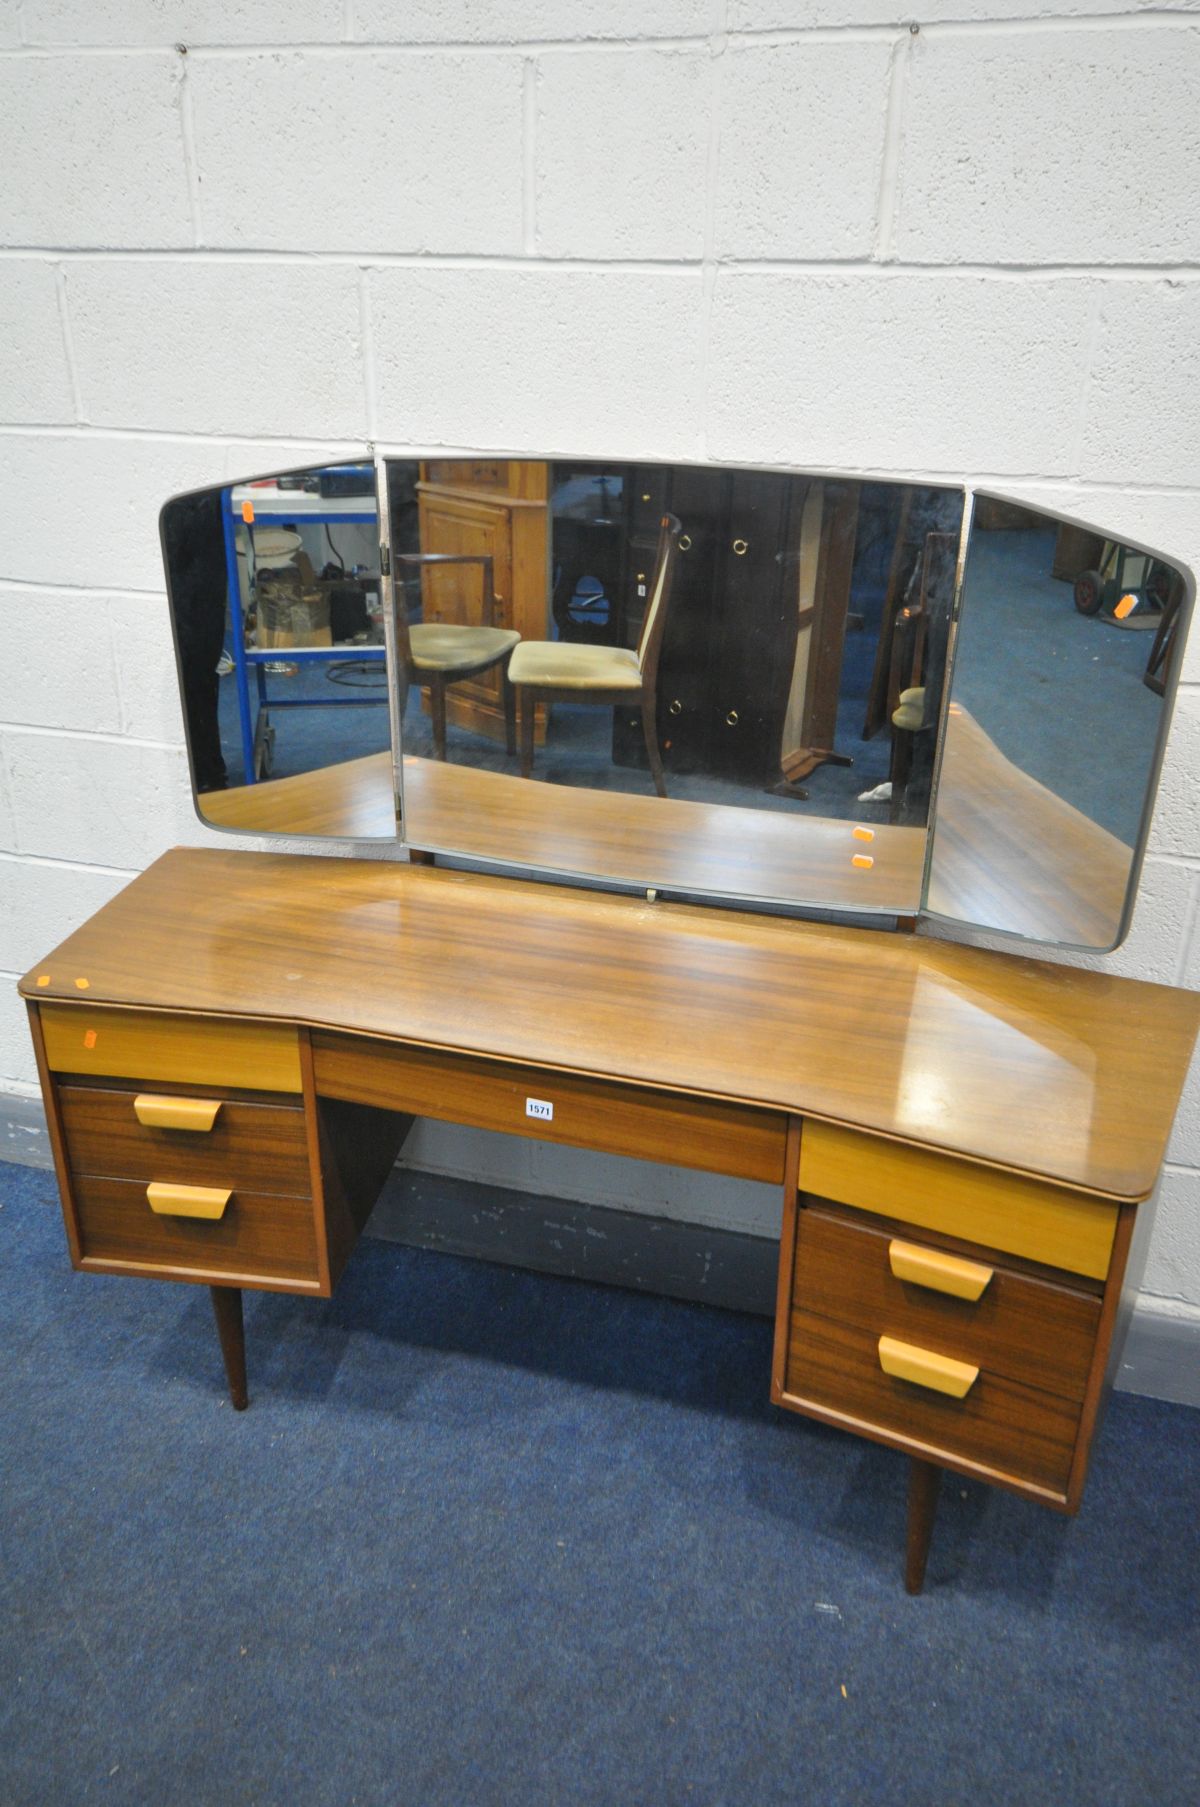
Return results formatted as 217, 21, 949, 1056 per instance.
379, 541, 391, 576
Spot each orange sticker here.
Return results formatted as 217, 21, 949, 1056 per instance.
852, 826, 875, 843
74, 977, 90, 990
852, 853, 875, 870
241, 500, 255, 524
1115, 592, 1137, 620
36, 974, 50, 987
83, 1030, 97, 1050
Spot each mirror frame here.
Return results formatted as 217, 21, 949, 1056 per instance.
160, 460, 398, 842
159, 456, 1195, 953
922, 489, 1195, 954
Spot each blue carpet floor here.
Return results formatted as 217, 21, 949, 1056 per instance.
3, 1159, 1198, 1806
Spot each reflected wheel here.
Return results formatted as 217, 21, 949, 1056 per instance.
1074, 570, 1105, 616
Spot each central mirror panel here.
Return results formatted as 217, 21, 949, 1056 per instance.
385, 457, 965, 914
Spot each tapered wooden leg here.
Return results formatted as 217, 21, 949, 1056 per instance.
430, 676, 447, 762
905, 1457, 941, 1594
519, 689, 535, 779
502, 661, 517, 756
209, 1285, 248, 1411
641, 692, 668, 798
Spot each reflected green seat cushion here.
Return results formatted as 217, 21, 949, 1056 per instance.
507, 641, 642, 691
892, 685, 926, 732
409, 624, 520, 674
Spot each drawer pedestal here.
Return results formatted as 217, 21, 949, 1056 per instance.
773, 1123, 1136, 1591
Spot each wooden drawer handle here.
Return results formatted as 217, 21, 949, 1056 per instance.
146, 1182, 231, 1222
135, 1094, 222, 1132
878, 1335, 979, 1399
889, 1239, 993, 1301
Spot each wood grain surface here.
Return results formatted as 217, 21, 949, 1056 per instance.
790, 1203, 1100, 1401
39, 1003, 302, 1093
201, 751, 926, 914
783, 1308, 1080, 1496
312, 1033, 786, 1182
926, 706, 1134, 947
19, 846, 1200, 1201
70, 1172, 321, 1287
800, 1120, 1117, 1279
59, 1084, 311, 1197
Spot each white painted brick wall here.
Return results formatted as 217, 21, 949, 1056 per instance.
21, 3, 346, 46
3, 730, 197, 867
188, 52, 526, 255
714, 39, 893, 259
0, 586, 123, 732
351, 2, 715, 43
707, 272, 1093, 473
896, 26, 1200, 266
730, 3, 1200, 25
0, 55, 192, 247
1, 854, 129, 976
0, 264, 73, 424
1083, 282, 1200, 486
0, 433, 227, 590
370, 267, 707, 455
0, 5, 1198, 1328
67, 260, 367, 437
536, 50, 711, 260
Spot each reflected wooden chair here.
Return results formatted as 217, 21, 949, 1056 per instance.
391, 552, 519, 760
507, 512, 682, 796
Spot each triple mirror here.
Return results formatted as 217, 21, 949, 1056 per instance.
160, 457, 1191, 952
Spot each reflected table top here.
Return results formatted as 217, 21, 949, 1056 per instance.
200, 753, 927, 915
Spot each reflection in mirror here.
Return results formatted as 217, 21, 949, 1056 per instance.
387, 457, 964, 913
925, 497, 1188, 949
162, 464, 396, 839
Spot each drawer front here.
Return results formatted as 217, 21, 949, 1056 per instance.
312, 1033, 787, 1183
784, 1308, 1079, 1497
58, 1084, 312, 1198
40, 1004, 302, 1094
72, 1172, 320, 1287
792, 1204, 1100, 1403
799, 1120, 1117, 1281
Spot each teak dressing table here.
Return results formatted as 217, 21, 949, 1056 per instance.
22, 846, 1200, 1593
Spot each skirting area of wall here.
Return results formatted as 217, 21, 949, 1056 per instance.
5, 1091, 1194, 1409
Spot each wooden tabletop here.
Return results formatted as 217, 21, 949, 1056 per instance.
21, 848, 1199, 1202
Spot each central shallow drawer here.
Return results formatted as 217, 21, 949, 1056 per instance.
59, 1083, 312, 1198
312, 1032, 786, 1182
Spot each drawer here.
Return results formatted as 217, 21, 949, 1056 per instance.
39, 1004, 302, 1094
58, 1084, 312, 1198
783, 1308, 1080, 1498
799, 1120, 1117, 1281
71, 1172, 320, 1288
312, 1033, 786, 1183
792, 1204, 1100, 1403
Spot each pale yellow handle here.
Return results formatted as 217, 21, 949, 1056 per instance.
878, 1335, 978, 1399
146, 1182, 231, 1221
135, 1094, 222, 1132
889, 1239, 993, 1302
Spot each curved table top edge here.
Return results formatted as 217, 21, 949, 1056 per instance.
19, 846, 1200, 1206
